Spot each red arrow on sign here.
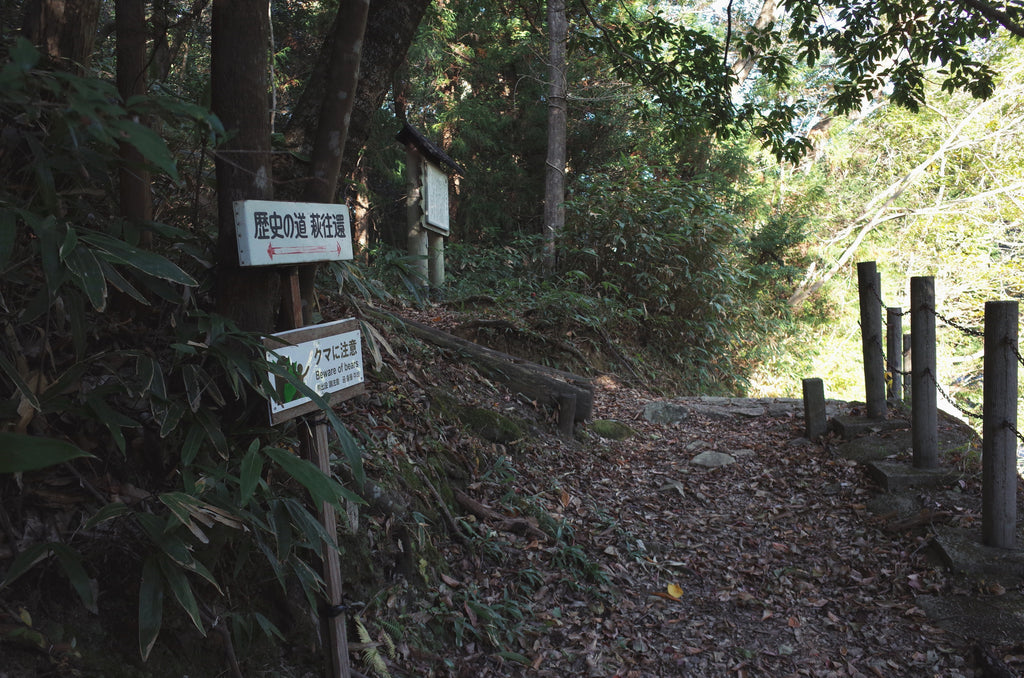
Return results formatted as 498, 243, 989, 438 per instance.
266, 242, 332, 260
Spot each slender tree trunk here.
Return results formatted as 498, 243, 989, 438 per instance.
544, 0, 568, 271
297, 0, 370, 323
151, 0, 211, 84
115, 0, 153, 245
211, 0, 278, 332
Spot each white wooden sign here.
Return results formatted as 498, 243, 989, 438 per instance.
263, 319, 364, 425
234, 200, 353, 267
422, 161, 450, 235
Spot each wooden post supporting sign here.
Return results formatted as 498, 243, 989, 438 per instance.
235, 199, 365, 678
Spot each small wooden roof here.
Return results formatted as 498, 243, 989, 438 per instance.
396, 122, 465, 176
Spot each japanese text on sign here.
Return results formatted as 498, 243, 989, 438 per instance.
235, 199, 354, 266
265, 320, 363, 423
422, 161, 450, 236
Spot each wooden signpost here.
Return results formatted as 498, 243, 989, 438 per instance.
235, 199, 361, 678
396, 123, 463, 292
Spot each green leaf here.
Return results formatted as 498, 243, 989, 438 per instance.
85, 394, 138, 456
156, 401, 186, 439
0, 351, 40, 412
59, 225, 78, 260
252, 612, 285, 641
136, 513, 222, 594
64, 245, 108, 311
98, 259, 149, 305
263, 447, 362, 513
135, 354, 167, 400
0, 543, 96, 615
0, 433, 94, 472
239, 440, 263, 507
180, 422, 205, 467
108, 118, 180, 182
51, 544, 98, 614
26, 213, 62, 299
158, 493, 208, 544
284, 498, 337, 550
9, 37, 40, 72
83, 502, 131, 530
138, 555, 164, 661
157, 555, 205, 636
195, 408, 228, 458
265, 360, 365, 488
495, 651, 532, 666
182, 364, 203, 412
24, 136, 58, 216
0, 543, 52, 589
81, 231, 197, 286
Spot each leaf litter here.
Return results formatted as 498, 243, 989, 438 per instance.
342, 309, 1014, 678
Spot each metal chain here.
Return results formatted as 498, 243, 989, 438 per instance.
1012, 339, 1024, 369
861, 281, 1018, 425
1009, 421, 1024, 446
869, 285, 911, 317
932, 308, 985, 338
927, 369, 985, 422
871, 335, 911, 377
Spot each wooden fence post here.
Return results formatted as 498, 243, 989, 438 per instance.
887, 307, 903, 402
802, 378, 827, 441
982, 300, 1018, 549
910, 276, 938, 469
902, 333, 912, 401
857, 262, 887, 419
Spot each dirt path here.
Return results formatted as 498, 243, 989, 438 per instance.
440, 380, 983, 677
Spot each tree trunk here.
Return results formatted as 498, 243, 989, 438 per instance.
544, 0, 568, 271
729, 0, 778, 93
211, 0, 278, 333
21, 0, 101, 71
115, 0, 153, 244
297, 0, 370, 324
285, 0, 430, 183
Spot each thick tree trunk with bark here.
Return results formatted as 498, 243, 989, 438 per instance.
285, 0, 430, 184
211, 0, 278, 332
21, 0, 101, 70
115, 0, 153, 242
297, 0, 370, 324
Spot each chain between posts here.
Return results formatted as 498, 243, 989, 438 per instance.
932, 308, 986, 338
1012, 338, 1024, 369
868, 275, 1022, 428
927, 369, 985, 422
1009, 421, 1024, 446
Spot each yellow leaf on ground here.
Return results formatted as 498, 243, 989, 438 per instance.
666, 583, 683, 599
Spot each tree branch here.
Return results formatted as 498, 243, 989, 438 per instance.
956, 0, 1024, 38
